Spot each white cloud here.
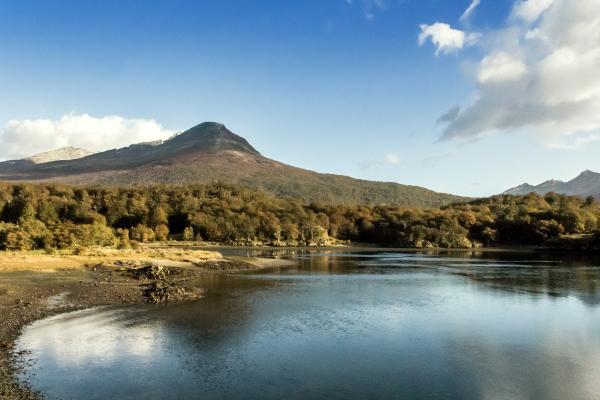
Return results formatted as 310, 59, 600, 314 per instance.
460, 0, 481, 22
512, 0, 555, 22
419, 23, 478, 55
438, 0, 600, 147
0, 113, 175, 160
477, 52, 527, 83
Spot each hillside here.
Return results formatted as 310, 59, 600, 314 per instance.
0, 122, 464, 207
504, 170, 600, 198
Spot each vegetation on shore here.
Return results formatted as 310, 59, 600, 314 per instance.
0, 182, 599, 251
0, 246, 222, 273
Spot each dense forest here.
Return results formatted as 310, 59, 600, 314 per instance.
0, 182, 599, 251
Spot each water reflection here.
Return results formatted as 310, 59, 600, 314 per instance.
17, 251, 600, 400
20, 308, 167, 366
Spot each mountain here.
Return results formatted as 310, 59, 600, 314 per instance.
28, 146, 93, 164
504, 170, 600, 198
0, 122, 465, 207
0, 146, 93, 173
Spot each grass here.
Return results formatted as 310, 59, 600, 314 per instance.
0, 246, 223, 273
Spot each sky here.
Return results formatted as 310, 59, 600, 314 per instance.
1, 0, 600, 197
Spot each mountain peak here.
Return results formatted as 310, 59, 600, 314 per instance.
576, 169, 598, 178
168, 122, 261, 156
504, 170, 600, 198
539, 179, 563, 186
27, 146, 93, 164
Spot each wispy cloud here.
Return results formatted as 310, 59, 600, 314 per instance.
346, 0, 388, 21
460, 0, 481, 22
436, 105, 461, 124
360, 152, 401, 170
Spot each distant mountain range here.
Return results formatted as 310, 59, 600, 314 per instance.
0, 122, 464, 207
504, 170, 600, 198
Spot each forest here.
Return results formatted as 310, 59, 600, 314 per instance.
0, 182, 599, 251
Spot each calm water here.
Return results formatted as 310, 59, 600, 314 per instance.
17, 250, 600, 400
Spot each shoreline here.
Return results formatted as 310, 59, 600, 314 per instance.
2, 244, 594, 399
0, 249, 294, 400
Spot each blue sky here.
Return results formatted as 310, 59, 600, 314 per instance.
1, 0, 599, 196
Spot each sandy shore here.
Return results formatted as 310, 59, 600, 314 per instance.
0, 248, 294, 400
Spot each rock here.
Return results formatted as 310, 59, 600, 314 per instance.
133, 264, 170, 281
143, 282, 203, 304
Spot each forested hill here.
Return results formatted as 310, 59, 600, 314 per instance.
1, 182, 599, 251
0, 122, 464, 207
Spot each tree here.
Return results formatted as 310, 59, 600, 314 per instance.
585, 196, 595, 206
131, 224, 155, 242
117, 228, 131, 249
149, 206, 168, 227
51, 223, 77, 249
77, 223, 117, 247
0, 223, 33, 251
4, 230, 33, 250
481, 227, 497, 246
154, 224, 170, 241
183, 226, 195, 241
1, 182, 600, 252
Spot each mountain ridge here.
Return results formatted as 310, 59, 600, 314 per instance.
504, 170, 600, 198
0, 122, 465, 207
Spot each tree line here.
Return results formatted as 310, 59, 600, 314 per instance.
0, 182, 599, 251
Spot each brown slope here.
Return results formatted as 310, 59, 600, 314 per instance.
26, 150, 463, 207
0, 122, 465, 207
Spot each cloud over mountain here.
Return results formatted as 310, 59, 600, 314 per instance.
0, 114, 174, 160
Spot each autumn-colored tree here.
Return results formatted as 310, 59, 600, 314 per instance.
0, 182, 598, 251
130, 224, 156, 242
183, 226, 195, 241
154, 224, 170, 241
117, 228, 131, 249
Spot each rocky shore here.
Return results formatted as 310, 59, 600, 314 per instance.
0, 248, 293, 399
